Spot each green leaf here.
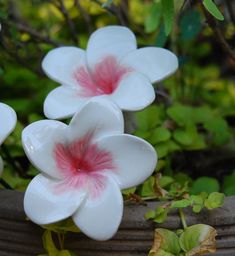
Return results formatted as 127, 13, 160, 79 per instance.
179, 224, 217, 254
171, 199, 191, 209
159, 176, 174, 188
42, 230, 59, 255
204, 192, 224, 210
161, 0, 174, 35
190, 195, 204, 213
190, 177, 219, 194
135, 105, 165, 131
42, 218, 80, 233
149, 127, 171, 144
180, 10, 202, 40
140, 176, 155, 197
154, 206, 168, 223
145, 210, 156, 220
145, 1, 162, 33
167, 104, 192, 126
203, 0, 224, 21
122, 186, 136, 195
173, 129, 193, 146
150, 229, 181, 255
222, 171, 235, 195
155, 24, 168, 47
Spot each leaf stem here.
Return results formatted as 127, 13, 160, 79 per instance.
179, 208, 187, 229
57, 233, 65, 250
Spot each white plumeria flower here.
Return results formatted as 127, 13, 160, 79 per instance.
42, 25, 178, 119
0, 103, 17, 175
22, 98, 157, 240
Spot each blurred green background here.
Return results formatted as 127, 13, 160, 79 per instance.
0, 0, 235, 195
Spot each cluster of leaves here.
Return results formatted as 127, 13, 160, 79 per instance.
149, 224, 217, 256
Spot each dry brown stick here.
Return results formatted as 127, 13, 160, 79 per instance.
74, 0, 93, 33
201, 2, 235, 61
55, 0, 79, 45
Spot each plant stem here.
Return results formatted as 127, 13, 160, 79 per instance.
179, 208, 187, 229
57, 233, 65, 250
0, 178, 13, 190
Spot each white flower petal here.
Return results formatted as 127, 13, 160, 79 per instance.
121, 47, 178, 83
44, 86, 88, 119
22, 120, 68, 179
0, 103, 17, 145
109, 71, 155, 111
42, 47, 86, 87
72, 177, 123, 240
24, 174, 87, 225
0, 156, 3, 176
86, 26, 137, 70
68, 98, 124, 143
96, 134, 157, 189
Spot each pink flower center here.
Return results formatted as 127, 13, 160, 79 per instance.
54, 132, 115, 198
73, 55, 130, 97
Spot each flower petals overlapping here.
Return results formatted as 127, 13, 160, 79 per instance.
22, 98, 157, 240
0, 103, 17, 175
42, 25, 178, 119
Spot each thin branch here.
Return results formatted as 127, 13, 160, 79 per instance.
201, 2, 235, 60
225, 0, 235, 23
74, 0, 93, 33
55, 0, 79, 45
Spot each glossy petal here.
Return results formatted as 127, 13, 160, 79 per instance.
96, 134, 157, 189
86, 26, 137, 70
42, 47, 86, 87
0, 103, 17, 145
24, 174, 87, 225
68, 98, 124, 144
22, 120, 67, 179
72, 177, 123, 240
0, 156, 3, 176
109, 72, 155, 111
44, 86, 88, 119
121, 47, 178, 83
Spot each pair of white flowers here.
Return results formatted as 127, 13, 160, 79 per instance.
2, 26, 178, 241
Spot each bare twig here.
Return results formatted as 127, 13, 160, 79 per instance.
74, 0, 93, 33
201, 2, 235, 60
225, 0, 235, 23
55, 0, 79, 45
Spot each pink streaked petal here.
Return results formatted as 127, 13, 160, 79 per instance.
86, 26, 137, 71
109, 71, 155, 111
68, 98, 124, 144
0, 103, 17, 145
22, 120, 68, 179
96, 134, 157, 190
55, 173, 108, 200
42, 47, 86, 87
54, 131, 115, 178
72, 176, 123, 241
121, 47, 178, 83
24, 174, 87, 225
73, 56, 131, 97
43, 86, 88, 119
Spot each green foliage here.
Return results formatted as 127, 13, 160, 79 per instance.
203, 0, 224, 21
222, 171, 235, 195
149, 224, 216, 256
190, 177, 220, 194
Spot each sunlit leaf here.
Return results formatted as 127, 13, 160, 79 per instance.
204, 192, 224, 210
149, 228, 181, 255
203, 0, 224, 21
179, 224, 217, 255
161, 0, 174, 35
145, 1, 162, 33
